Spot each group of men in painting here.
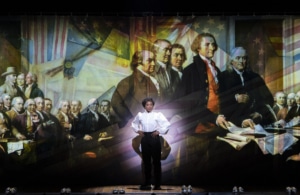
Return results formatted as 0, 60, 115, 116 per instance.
111, 41, 186, 128
111, 32, 300, 189
112, 33, 300, 132
111, 32, 300, 188
0, 32, 300, 188
0, 68, 118, 166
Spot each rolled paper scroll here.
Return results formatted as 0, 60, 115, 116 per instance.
216, 136, 249, 150
225, 133, 251, 142
217, 136, 249, 150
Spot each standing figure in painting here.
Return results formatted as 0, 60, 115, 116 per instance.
111, 50, 160, 128
169, 43, 187, 94
173, 33, 230, 132
16, 73, 25, 93
24, 72, 44, 99
272, 91, 287, 120
131, 97, 170, 190
0, 67, 25, 100
70, 100, 82, 139
151, 39, 173, 104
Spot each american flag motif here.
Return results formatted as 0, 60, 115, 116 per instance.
65, 16, 131, 77
255, 133, 298, 155
283, 18, 300, 64
21, 16, 68, 65
282, 18, 300, 92
152, 16, 229, 70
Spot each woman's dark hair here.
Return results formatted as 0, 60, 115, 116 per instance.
142, 97, 155, 107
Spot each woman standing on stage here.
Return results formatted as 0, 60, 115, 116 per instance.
131, 97, 170, 190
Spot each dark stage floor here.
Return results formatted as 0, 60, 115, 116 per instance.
0, 185, 298, 195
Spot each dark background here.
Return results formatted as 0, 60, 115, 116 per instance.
3, 1, 299, 16
1, 1, 299, 194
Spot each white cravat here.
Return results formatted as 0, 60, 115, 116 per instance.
61, 111, 69, 122
276, 103, 283, 110
101, 112, 110, 121
137, 67, 160, 93
36, 110, 44, 120
158, 61, 170, 85
18, 86, 24, 91
172, 66, 182, 79
90, 110, 99, 121
237, 72, 244, 86
25, 85, 32, 98
61, 111, 72, 130
233, 67, 244, 86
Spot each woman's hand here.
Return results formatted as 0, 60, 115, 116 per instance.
138, 130, 144, 137
151, 130, 159, 137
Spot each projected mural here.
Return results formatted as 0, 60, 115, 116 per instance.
0, 15, 300, 190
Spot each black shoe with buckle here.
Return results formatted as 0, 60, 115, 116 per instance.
153, 186, 161, 190
139, 185, 151, 190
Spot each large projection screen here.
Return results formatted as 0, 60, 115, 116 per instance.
0, 15, 299, 192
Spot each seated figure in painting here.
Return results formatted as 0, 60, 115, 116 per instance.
100, 99, 120, 127
218, 46, 276, 127
277, 92, 296, 121
70, 99, 82, 139
10, 99, 44, 165
272, 91, 287, 120
275, 90, 300, 127
6, 96, 24, 121
76, 98, 111, 157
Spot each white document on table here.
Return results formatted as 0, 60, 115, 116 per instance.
7, 141, 24, 154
